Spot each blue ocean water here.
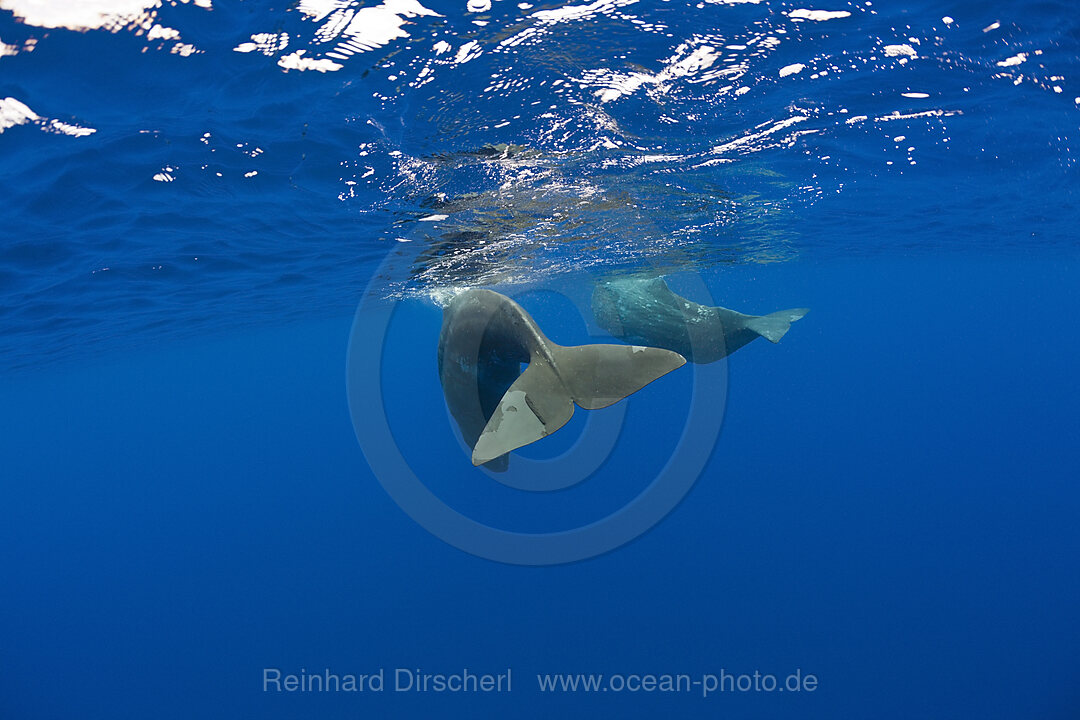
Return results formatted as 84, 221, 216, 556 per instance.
2, 0, 1078, 717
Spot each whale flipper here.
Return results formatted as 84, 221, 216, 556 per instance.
472, 343, 684, 466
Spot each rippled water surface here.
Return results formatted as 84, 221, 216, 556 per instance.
2, 0, 1077, 367
4, 3, 1080, 719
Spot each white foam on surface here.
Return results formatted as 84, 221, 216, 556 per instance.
531, 0, 638, 24
0, 96, 39, 132
788, 9, 851, 21
277, 50, 343, 72
884, 44, 918, 58
996, 53, 1028, 68
0, 0, 209, 34
0, 96, 96, 136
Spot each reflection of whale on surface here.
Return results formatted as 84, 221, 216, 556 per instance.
437, 289, 685, 470
456, 143, 541, 161
592, 277, 809, 364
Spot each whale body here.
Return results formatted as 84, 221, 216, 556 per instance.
592, 277, 809, 364
437, 289, 685, 469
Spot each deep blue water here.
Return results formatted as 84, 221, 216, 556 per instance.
2, 0, 1079, 718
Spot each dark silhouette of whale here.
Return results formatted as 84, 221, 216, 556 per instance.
438, 289, 685, 469
592, 277, 808, 364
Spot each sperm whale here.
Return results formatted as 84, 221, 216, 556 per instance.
592, 277, 809, 364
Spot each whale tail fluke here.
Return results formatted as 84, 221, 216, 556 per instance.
556, 344, 686, 410
471, 344, 684, 466
744, 308, 810, 344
